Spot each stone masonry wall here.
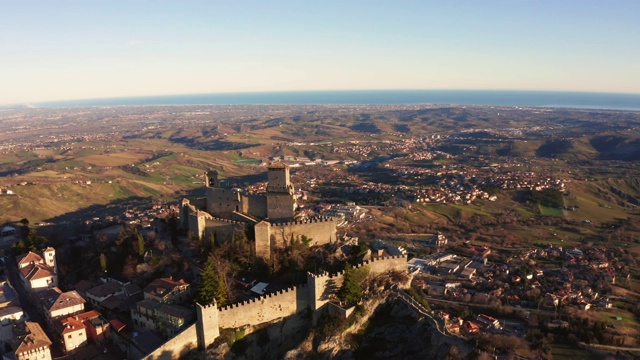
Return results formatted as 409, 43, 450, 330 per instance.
269, 217, 338, 248
307, 255, 408, 311
142, 324, 198, 360
218, 284, 309, 329
144, 256, 407, 357
203, 217, 241, 242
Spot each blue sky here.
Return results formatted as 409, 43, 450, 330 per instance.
1, 0, 639, 104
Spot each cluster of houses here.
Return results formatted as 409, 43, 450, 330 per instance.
409, 251, 488, 281
434, 311, 502, 336
83, 203, 180, 228
408, 241, 632, 337
0, 247, 195, 360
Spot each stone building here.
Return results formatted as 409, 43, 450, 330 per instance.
181, 163, 338, 259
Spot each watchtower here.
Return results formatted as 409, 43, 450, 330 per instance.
204, 170, 219, 188
196, 302, 219, 349
266, 162, 294, 195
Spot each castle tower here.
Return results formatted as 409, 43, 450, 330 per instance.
196, 302, 219, 349
266, 163, 294, 195
254, 221, 271, 260
205, 170, 219, 188
42, 247, 57, 274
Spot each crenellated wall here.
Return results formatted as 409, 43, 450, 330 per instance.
146, 255, 408, 358
218, 284, 309, 329
307, 255, 408, 311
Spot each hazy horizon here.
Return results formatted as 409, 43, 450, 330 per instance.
2, 1, 639, 105
7, 89, 635, 112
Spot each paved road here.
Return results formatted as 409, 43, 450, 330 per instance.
424, 295, 558, 317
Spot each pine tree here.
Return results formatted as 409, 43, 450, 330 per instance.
213, 272, 228, 306
196, 257, 217, 306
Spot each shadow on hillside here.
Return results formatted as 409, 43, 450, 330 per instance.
36, 172, 270, 240
35, 187, 201, 239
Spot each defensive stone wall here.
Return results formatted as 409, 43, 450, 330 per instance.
266, 193, 295, 219
307, 255, 408, 311
218, 284, 309, 329
244, 193, 267, 218
146, 255, 408, 357
269, 217, 338, 247
254, 217, 338, 259
203, 217, 243, 242
142, 323, 197, 360
205, 187, 240, 218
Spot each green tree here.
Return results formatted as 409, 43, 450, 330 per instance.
300, 235, 312, 247
338, 264, 370, 305
196, 257, 229, 306
196, 257, 217, 306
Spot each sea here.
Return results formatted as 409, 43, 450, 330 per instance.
35, 90, 640, 111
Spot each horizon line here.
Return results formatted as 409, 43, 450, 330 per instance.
3, 88, 640, 109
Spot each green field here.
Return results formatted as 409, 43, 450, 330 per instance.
539, 205, 564, 216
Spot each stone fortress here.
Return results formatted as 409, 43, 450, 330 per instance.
143, 255, 409, 359
181, 163, 338, 259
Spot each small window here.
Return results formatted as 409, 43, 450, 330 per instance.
68, 334, 72, 339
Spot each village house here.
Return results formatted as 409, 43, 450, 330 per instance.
131, 277, 194, 338
54, 316, 88, 354
75, 310, 111, 343
6, 321, 53, 360
84, 281, 125, 310
131, 298, 194, 338
16, 248, 57, 292
475, 314, 501, 331
142, 277, 191, 304
36, 288, 86, 326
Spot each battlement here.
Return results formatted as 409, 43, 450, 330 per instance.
270, 216, 336, 227
359, 254, 408, 265
219, 283, 307, 312
196, 301, 218, 310
308, 255, 408, 279
196, 211, 243, 225
156, 255, 408, 355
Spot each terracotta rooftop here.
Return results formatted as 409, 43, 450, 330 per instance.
16, 251, 43, 268
74, 310, 101, 322
12, 322, 52, 356
20, 263, 56, 281
56, 316, 86, 335
109, 319, 126, 332
46, 290, 85, 312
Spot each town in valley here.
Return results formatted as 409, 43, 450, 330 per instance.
1, 104, 640, 359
